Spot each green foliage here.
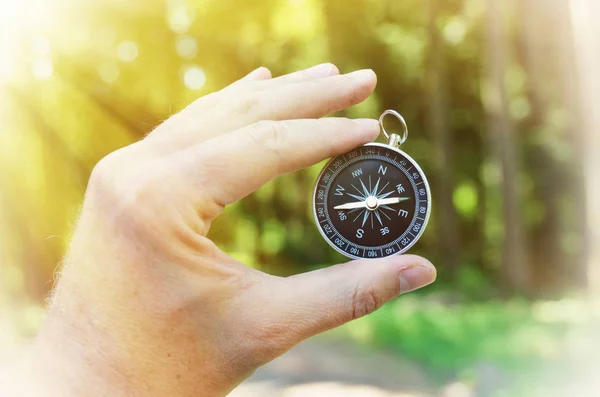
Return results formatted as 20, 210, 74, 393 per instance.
453, 180, 478, 219
332, 294, 570, 389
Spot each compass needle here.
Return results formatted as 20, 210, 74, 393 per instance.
378, 197, 411, 206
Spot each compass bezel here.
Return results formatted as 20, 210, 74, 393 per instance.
312, 142, 431, 260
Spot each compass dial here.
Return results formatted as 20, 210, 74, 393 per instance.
313, 143, 431, 259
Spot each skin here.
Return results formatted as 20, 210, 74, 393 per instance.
2, 64, 436, 397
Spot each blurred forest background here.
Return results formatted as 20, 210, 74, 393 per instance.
1, 0, 600, 395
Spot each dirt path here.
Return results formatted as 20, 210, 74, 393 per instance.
229, 339, 435, 397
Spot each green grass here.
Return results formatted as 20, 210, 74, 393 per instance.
330, 293, 572, 388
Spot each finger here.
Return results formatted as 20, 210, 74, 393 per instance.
178, 117, 380, 207
268, 255, 436, 342
176, 67, 273, 119
147, 69, 376, 153
231, 64, 339, 90
231, 66, 272, 85
270, 63, 339, 83
217, 68, 377, 125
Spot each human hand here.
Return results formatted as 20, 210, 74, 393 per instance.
11, 64, 436, 397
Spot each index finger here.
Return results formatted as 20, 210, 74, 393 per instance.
175, 118, 381, 208
152, 69, 377, 154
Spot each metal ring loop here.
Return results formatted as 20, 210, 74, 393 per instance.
379, 109, 408, 145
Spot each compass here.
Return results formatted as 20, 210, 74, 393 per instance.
313, 110, 431, 259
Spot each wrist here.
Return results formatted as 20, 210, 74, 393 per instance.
10, 300, 131, 397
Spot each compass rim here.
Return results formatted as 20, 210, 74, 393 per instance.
312, 142, 432, 260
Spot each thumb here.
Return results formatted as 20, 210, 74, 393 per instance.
271, 255, 436, 342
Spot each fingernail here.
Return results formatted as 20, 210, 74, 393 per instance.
399, 265, 436, 294
354, 118, 379, 131
347, 69, 376, 83
304, 63, 338, 78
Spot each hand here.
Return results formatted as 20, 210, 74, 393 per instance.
10, 64, 436, 397
333, 196, 410, 210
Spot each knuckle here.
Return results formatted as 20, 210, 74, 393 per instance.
88, 152, 163, 224
248, 120, 288, 157
117, 175, 161, 216
88, 150, 122, 193
351, 283, 383, 320
234, 95, 261, 115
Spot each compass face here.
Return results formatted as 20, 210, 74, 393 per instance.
313, 143, 431, 259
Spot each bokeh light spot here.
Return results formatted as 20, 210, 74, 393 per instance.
176, 35, 197, 59
117, 40, 139, 62
30, 35, 51, 56
453, 181, 478, 218
98, 62, 120, 84
0, 55, 13, 81
509, 96, 531, 120
97, 26, 117, 48
443, 18, 466, 45
32, 58, 53, 80
167, 1, 194, 34
183, 65, 206, 90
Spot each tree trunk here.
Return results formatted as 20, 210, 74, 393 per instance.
426, 0, 460, 278
569, 0, 600, 294
484, 0, 530, 292
518, 0, 573, 294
